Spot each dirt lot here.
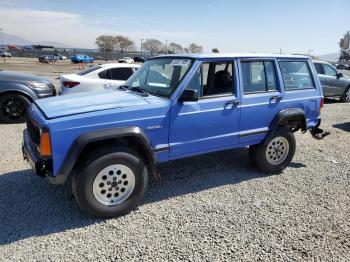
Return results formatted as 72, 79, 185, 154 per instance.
0, 58, 349, 261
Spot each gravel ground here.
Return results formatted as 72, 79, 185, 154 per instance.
0, 101, 349, 261
0, 58, 349, 261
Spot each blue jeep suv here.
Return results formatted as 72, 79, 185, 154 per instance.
23, 54, 326, 217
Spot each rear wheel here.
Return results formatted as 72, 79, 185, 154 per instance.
73, 146, 148, 218
250, 127, 296, 174
0, 94, 31, 123
340, 87, 350, 102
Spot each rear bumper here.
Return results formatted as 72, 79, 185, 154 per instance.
22, 129, 53, 177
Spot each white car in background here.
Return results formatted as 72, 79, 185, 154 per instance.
118, 57, 134, 63
59, 63, 140, 95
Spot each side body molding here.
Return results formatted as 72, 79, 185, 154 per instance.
49, 127, 158, 184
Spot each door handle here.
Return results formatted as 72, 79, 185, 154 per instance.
270, 95, 282, 103
224, 99, 240, 109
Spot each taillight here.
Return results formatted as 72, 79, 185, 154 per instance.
40, 131, 52, 157
320, 97, 324, 113
63, 81, 80, 88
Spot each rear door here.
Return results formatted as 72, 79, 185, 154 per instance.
238, 58, 281, 144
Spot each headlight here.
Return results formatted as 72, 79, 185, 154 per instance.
27, 81, 49, 89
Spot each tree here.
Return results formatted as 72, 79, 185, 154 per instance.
212, 48, 219, 53
143, 38, 163, 56
114, 35, 134, 57
95, 35, 116, 60
168, 42, 183, 54
188, 43, 203, 53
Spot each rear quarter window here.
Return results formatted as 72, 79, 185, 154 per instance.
279, 61, 315, 90
76, 65, 102, 76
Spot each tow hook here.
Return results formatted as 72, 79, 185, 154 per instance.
310, 119, 329, 140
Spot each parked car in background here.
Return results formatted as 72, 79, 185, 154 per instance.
133, 56, 145, 63
0, 70, 56, 123
23, 54, 327, 217
54, 53, 67, 60
313, 61, 350, 102
336, 64, 350, 70
118, 57, 134, 63
59, 63, 140, 95
0, 50, 12, 58
38, 55, 58, 63
71, 54, 94, 63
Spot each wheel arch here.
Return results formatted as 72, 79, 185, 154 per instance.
264, 108, 306, 144
0, 89, 34, 102
50, 127, 159, 184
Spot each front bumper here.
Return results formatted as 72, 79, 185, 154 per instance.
22, 129, 52, 177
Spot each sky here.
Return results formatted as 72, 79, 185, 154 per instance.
0, 0, 349, 55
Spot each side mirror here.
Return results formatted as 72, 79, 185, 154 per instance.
179, 89, 198, 102
336, 72, 343, 78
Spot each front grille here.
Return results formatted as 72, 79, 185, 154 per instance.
27, 121, 41, 146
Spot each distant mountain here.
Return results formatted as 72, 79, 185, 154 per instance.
1, 32, 73, 48
32, 41, 74, 48
318, 52, 340, 62
1, 32, 32, 45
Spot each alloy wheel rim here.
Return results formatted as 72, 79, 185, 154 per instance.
1, 98, 25, 119
265, 137, 289, 165
346, 89, 350, 101
93, 164, 136, 206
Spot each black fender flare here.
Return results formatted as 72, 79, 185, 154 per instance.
264, 108, 307, 145
49, 127, 158, 184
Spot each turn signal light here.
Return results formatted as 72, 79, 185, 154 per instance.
40, 131, 52, 157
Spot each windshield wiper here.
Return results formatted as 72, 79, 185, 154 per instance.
128, 86, 150, 96
118, 85, 129, 91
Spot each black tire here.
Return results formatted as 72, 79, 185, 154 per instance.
252, 127, 296, 174
72, 145, 148, 218
0, 94, 31, 123
340, 86, 350, 102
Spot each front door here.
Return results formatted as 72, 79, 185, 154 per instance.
322, 63, 343, 96
169, 60, 240, 159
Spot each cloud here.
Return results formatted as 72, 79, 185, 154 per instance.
0, 8, 195, 48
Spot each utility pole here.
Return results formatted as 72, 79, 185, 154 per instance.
280, 48, 282, 54
140, 38, 144, 57
1, 28, 5, 62
165, 40, 168, 54
308, 49, 313, 56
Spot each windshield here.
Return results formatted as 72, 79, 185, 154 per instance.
124, 58, 193, 97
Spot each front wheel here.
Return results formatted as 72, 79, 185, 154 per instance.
250, 127, 296, 174
340, 87, 350, 102
73, 146, 148, 218
0, 94, 31, 123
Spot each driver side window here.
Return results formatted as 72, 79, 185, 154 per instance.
186, 61, 234, 97
323, 64, 337, 77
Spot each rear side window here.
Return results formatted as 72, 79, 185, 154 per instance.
279, 61, 314, 90
77, 65, 102, 76
241, 61, 277, 93
98, 67, 133, 80
110, 68, 133, 80
98, 69, 112, 79
314, 63, 323, 74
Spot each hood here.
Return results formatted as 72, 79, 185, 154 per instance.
0, 70, 51, 83
35, 90, 150, 119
